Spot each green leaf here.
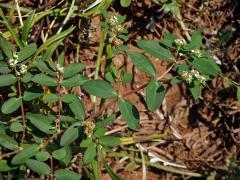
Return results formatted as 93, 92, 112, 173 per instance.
68, 96, 85, 120
0, 35, 13, 59
60, 146, 72, 165
146, 80, 165, 112
18, 43, 37, 62
26, 159, 51, 175
237, 86, 240, 101
118, 98, 140, 129
83, 144, 97, 164
0, 160, 11, 172
23, 87, 43, 101
189, 81, 201, 99
41, 39, 63, 62
120, 0, 131, 7
92, 159, 99, 180
57, 51, 65, 67
1, 97, 21, 114
10, 121, 23, 132
95, 114, 116, 128
62, 75, 88, 88
63, 63, 85, 78
33, 26, 75, 61
98, 148, 121, 180
0, 74, 17, 87
160, 33, 177, 48
32, 74, 57, 86
137, 40, 173, 61
82, 80, 118, 99
52, 147, 67, 160
26, 113, 54, 134
121, 72, 132, 84
99, 136, 120, 147
33, 61, 57, 76
0, 8, 24, 48
22, 10, 35, 43
188, 58, 221, 77
60, 123, 80, 146
80, 138, 93, 148
0, 134, 18, 150
21, 72, 33, 83
35, 151, 50, 162
128, 51, 156, 77
94, 127, 106, 138
11, 144, 39, 165
0, 62, 11, 74
62, 94, 75, 103
54, 169, 81, 180
43, 94, 59, 103
185, 31, 202, 50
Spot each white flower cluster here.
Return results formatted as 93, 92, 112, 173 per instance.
190, 69, 206, 83
182, 69, 206, 83
56, 64, 64, 73
109, 15, 118, 26
8, 58, 18, 67
20, 64, 28, 74
174, 38, 187, 46
191, 49, 202, 58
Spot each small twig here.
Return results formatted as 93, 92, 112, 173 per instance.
17, 78, 26, 144
0, 150, 20, 159
134, 158, 202, 177
14, 0, 23, 27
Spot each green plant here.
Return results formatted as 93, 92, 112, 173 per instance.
0, 1, 222, 179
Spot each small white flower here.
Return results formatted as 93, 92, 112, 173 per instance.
109, 15, 118, 26
191, 49, 202, 58
56, 64, 64, 73
190, 69, 206, 83
20, 64, 28, 75
115, 25, 124, 33
182, 70, 193, 83
8, 59, 18, 67
174, 38, 187, 46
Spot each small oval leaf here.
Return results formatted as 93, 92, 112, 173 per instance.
26, 159, 51, 175
63, 63, 85, 78
54, 169, 81, 180
128, 51, 156, 77
137, 40, 173, 61
1, 97, 21, 114
0, 74, 17, 87
43, 94, 59, 103
83, 144, 97, 164
26, 113, 54, 134
99, 136, 120, 147
82, 80, 118, 99
60, 124, 80, 146
62, 75, 88, 88
32, 74, 57, 86
0, 134, 18, 150
146, 80, 165, 112
11, 144, 39, 165
18, 43, 37, 62
118, 98, 140, 129
68, 96, 85, 120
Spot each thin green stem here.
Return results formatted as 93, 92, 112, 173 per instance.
57, 0, 75, 34
92, 29, 106, 110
